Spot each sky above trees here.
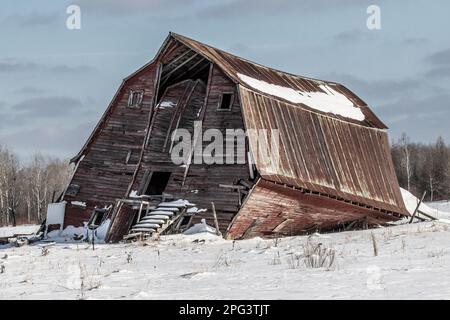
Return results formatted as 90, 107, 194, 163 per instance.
1, 0, 450, 161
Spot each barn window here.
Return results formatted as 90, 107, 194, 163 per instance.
87, 207, 110, 229
128, 90, 143, 107
65, 184, 80, 196
218, 93, 234, 111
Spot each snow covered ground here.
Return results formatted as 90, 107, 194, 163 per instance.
1, 221, 450, 299
0, 225, 40, 238
426, 200, 450, 217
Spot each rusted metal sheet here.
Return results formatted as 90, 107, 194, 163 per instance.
170, 33, 387, 129
226, 179, 400, 239
239, 86, 408, 216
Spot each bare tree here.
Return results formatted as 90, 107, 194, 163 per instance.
0, 146, 21, 226
0, 145, 71, 226
399, 133, 412, 191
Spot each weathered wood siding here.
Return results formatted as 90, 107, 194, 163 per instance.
130, 66, 251, 231
63, 63, 159, 226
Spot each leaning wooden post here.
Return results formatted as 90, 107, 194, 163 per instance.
409, 191, 427, 223
211, 202, 222, 237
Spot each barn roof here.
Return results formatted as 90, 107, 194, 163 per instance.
168, 33, 407, 215
169, 32, 387, 129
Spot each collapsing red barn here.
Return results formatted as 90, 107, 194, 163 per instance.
61, 32, 408, 242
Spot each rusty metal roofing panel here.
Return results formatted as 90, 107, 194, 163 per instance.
170, 32, 387, 129
239, 86, 408, 215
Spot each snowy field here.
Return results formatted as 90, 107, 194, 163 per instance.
1, 221, 450, 300
0, 225, 40, 238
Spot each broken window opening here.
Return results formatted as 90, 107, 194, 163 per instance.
87, 207, 109, 229
128, 90, 144, 107
218, 93, 234, 111
65, 184, 80, 196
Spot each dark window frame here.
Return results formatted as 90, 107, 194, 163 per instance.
217, 92, 234, 111
128, 89, 144, 108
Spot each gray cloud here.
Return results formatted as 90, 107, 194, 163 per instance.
49, 65, 95, 74
323, 73, 422, 102
0, 12, 59, 27
376, 94, 450, 142
76, 0, 381, 19
424, 67, 450, 79
425, 48, 450, 66
0, 122, 94, 160
195, 0, 379, 19
73, 0, 197, 14
0, 60, 94, 74
12, 86, 46, 95
332, 30, 374, 44
12, 96, 82, 119
401, 37, 429, 46
0, 62, 40, 72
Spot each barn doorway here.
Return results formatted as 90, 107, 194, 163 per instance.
144, 172, 172, 195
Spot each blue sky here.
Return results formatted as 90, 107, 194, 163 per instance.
1, 0, 450, 161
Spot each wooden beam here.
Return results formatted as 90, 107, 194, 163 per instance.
182, 64, 213, 186
417, 209, 438, 221
160, 53, 199, 86
162, 81, 198, 152
409, 191, 427, 223
162, 49, 192, 71
211, 202, 222, 237
168, 57, 207, 84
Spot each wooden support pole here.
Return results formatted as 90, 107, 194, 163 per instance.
409, 191, 427, 223
211, 202, 222, 237
417, 209, 438, 221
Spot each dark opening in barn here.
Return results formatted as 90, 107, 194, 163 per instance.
144, 172, 172, 195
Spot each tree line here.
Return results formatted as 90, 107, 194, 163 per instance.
391, 134, 450, 202
0, 145, 71, 227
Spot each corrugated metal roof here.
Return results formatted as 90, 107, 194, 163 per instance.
239, 87, 407, 214
170, 32, 387, 129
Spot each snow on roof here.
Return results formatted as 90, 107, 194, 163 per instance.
237, 73, 365, 121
